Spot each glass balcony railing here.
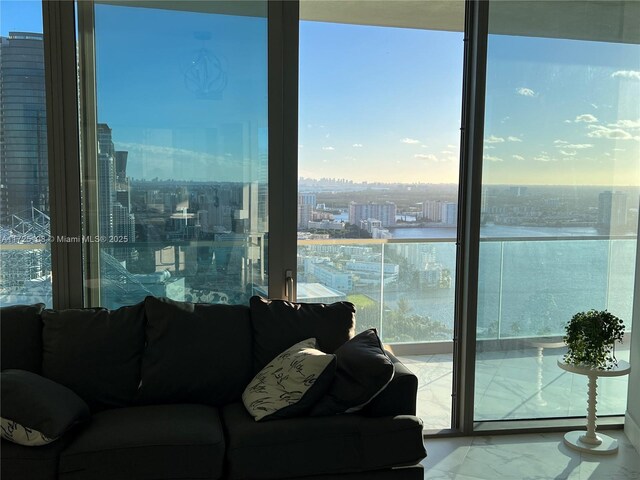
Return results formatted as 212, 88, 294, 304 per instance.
298, 238, 457, 344
299, 235, 636, 345
3, 233, 635, 339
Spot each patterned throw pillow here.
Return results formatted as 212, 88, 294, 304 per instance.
242, 338, 336, 421
0, 419, 55, 446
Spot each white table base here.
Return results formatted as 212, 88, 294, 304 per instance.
563, 430, 618, 454
557, 359, 630, 456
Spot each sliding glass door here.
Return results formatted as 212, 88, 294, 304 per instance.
298, 0, 465, 430
475, 0, 639, 422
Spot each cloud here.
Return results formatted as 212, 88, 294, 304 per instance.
484, 145, 495, 149
612, 70, 640, 81
414, 153, 439, 161
554, 141, 592, 150
575, 114, 598, 123
322, 146, 335, 151
512, 155, 525, 161
441, 150, 453, 154
507, 136, 522, 142
587, 125, 633, 140
298, 144, 304, 149
533, 154, 557, 162
563, 143, 593, 149
115, 142, 249, 181
516, 87, 535, 97
401, 138, 421, 144
484, 155, 503, 162
485, 135, 505, 144
352, 143, 363, 148
559, 150, 577, 156
608, 119, 640, 130
447, 144, 457, 149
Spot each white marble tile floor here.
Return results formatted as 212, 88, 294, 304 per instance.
422, 431, 640, 480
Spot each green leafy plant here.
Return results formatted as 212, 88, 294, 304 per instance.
563, 310, 625, 370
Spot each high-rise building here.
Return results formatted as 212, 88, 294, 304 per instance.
598, 190, 628, 235
441, 202, 458, 225
348, 202, 397, 227
297, 193, 316, 230
97, 123, 117, 239
97, 123, 136, 260
299, 193, 316, 207
0, 32, 48, 220
422, 200, 443, 222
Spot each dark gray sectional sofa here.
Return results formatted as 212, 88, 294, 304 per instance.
1, 296, 427, 480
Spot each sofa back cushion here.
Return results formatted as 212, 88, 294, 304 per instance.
137, 296, 253, 406
41, 303, 145, 411
1, 304, 45, 373
250, 296, 356, 373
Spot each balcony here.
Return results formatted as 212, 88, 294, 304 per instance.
299, 235, 636, 429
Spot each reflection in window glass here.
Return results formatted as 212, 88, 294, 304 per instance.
475, 2, 639, 421
87, 3, 268, 308
0, 1, 52, 307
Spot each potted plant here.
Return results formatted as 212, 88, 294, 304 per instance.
563, 309, 625, 370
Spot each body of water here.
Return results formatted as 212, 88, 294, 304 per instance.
389, 225, 600, 239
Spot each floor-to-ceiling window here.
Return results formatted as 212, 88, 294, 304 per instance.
0, 1, 52, 307
79, 2, 269, 308
298, 0, 465, 430
474, 0, 639, 422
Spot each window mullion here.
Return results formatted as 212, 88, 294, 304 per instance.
42, 0, 84, 309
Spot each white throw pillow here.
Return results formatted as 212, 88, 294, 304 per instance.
242, 338, 336, 421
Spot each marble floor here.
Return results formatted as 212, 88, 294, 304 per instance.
421, 430, 640, 479
399, 346, 631, 431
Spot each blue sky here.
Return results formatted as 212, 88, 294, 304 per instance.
3, 1, 639, 185
0, 1, 42, 36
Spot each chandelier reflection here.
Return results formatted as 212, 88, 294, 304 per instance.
184, 46, 228, 100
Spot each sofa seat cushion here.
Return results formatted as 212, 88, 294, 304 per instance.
59, 404, 225, 480
222, 402, 426, 480
1, 434, 74, 480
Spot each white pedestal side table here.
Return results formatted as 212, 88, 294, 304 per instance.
557, 359, 630, 454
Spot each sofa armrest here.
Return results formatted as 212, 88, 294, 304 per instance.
362, 352, 418, 417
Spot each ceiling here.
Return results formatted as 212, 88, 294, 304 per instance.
97, 1, 640, 45
300, 0, 640, 45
